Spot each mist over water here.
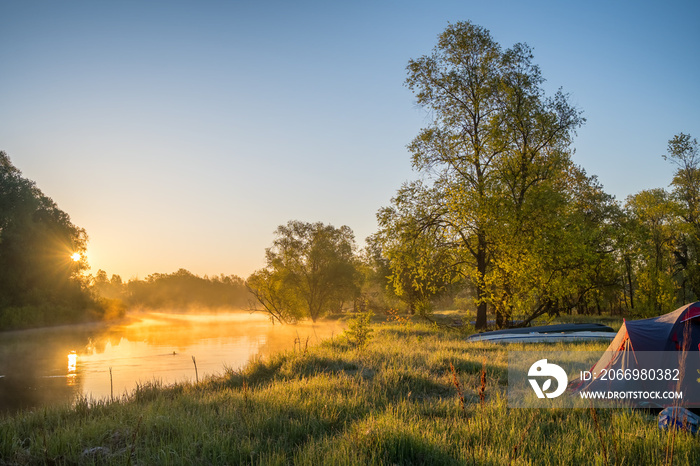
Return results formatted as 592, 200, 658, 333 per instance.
0, 310, 345, 414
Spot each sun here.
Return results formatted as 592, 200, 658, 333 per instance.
71, 252, 81, 262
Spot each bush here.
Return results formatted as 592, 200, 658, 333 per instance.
345, 311, 374, 349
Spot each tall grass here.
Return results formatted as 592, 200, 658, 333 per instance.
1, 319, 698, 464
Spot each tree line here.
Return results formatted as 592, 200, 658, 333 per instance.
248, 22, 700, 329
2, 21, 697, 331
0, 151, 251, 330
0, 151, 98, 330
92, 268, 250, 311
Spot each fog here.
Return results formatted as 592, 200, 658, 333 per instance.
0, 309, 345, 413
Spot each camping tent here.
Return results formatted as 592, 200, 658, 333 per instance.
575, 302, 700, 407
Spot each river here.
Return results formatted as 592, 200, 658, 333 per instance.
0, 311, 344, 414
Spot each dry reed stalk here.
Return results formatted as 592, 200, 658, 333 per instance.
109, 367, 113, 402
192, 356, 199, 384
449, 362, 466, 415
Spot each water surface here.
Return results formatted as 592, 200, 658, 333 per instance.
0, 311, 344, 414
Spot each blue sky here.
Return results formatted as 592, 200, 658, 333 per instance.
1, 1, 699, 280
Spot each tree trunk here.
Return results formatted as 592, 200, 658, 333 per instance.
474, 234, 488, 330
625, 256, 634, 310
476, 299, 487, 330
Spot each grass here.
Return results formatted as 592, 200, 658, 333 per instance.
1, 317, 699, 465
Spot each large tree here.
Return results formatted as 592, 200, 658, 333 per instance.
0, 151, 91, 325
379, 22, 586, 329
247, 221, 359, 323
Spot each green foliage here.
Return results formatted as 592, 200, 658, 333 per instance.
247, 220, 360, 323
247, 267, 306, 323
0, 151, 98, 329
344, 310, 374, 349
374, 187, 460, 316
354, 237, 401, 313
601, 133, 700, 317
665, 133, 700, 301
370, 26, 699, 323
624, 189, 679, 316
379, 21, 596, 328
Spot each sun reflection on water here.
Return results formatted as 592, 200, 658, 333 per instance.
67, 351, 77, 374
1, 312, 345, 410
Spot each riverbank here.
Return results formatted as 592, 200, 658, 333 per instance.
0, 303, 102, 333
0, 310, 343, 415
2, 319, 698, 464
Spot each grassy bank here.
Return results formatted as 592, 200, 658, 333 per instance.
1, 318, 698, 465
0, 296, 125, 332
0, 303, 99, 332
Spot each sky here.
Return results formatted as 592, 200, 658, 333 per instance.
1, 1, 699, 281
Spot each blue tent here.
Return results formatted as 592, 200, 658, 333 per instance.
575, 302, 700, 407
